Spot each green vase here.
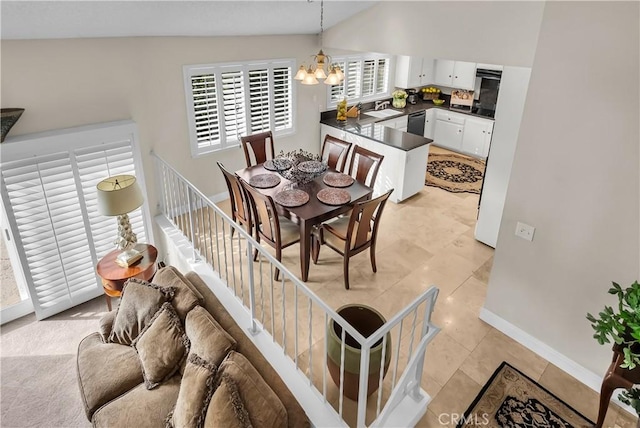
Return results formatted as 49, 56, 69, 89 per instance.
326, 304, 391, 400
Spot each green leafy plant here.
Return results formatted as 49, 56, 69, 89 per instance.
587, 281, 640, 415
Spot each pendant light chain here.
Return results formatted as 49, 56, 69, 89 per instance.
320, 0, 324, 46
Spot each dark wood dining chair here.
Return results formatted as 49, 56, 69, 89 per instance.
217, 162, 253, 236
240, 131, 275, 167
239, 179, 300, 280
347, 145, 384, 188
321, 135, 352, 172
312, 189, 393, 289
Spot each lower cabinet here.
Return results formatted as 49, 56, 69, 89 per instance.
424, 110, 435, 139
461, 118, 494, 158
320, 124, 429, 203
433, 119, 463, 152
431, 111, 494, 159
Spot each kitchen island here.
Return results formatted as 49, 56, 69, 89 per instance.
320, 113, 432, 204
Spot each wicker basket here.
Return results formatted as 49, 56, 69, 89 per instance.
422, 93, 440, 101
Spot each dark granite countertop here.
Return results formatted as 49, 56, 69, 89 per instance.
320, 98, 494, 152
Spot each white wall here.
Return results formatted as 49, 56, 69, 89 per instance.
0, 35, 325, 212
322, 1, 545, 67
484, 1, 640, 376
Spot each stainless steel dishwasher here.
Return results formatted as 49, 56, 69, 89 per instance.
407, 111, 425, 136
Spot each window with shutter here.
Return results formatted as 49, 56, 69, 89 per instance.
0, 121, 149, 320
184, 59, 296, 157
326, 54, 392, 108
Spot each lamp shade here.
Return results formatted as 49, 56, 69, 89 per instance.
96, 174, 144, 216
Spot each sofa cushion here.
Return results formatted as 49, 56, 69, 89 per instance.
133, 302, 189, 390
166, 353, 217, 428
98, 311, 116, 343
205, 351, 287, 428
185, 305, 236, 367
185, 272, 309, 428
92, 375, 181, 428
108, 278, 174, 345
76, 332, 143, 420
203, 372, 252, 428
153, 266, 204, 321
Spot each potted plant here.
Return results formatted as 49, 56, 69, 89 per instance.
587, 281, 640, 419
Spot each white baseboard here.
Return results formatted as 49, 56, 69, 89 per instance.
208, 191, 229, 204
479, 307, 635, 417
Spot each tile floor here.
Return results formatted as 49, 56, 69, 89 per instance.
214, 145, 636, 427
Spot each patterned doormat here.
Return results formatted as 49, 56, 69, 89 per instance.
458, 362, 594, 427
425, 153, 485, 194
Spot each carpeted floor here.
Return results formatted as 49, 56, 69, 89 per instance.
425, 152, 486, 194
458, 362, 594, 427
0, 297, 106, 427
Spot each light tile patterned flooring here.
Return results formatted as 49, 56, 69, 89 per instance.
220, 145, 636, 427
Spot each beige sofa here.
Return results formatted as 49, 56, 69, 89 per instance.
76, 266, 309, 427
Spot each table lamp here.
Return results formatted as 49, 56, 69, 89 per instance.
96, 174, 144, 267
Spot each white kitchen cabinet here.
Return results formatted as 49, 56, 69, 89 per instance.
320, 124, 429, 203
433, 118, 464, 151
461, 118, 494, 159
395, 56, 434, 88
434, 60, 477, 90
378, 115, 408, 130
423, 109, 435, 139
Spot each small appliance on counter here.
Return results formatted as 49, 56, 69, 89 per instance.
450, 90, 474, 114
406, 89, 419, 105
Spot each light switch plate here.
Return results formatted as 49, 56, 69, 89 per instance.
515, 222, 535, 241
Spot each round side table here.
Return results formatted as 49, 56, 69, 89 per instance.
96, 244, 158, 311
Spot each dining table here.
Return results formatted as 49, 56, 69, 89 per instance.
236, 163, 373, 282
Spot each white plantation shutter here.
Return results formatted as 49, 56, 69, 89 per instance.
272, 65, 292, 131
185, 59, 295, 156
376, 58, 388, 94
326, 54, 392, 107
346, 60, 362, 99
191, 74, 221, 152
248, 69, 271, 134
2, 155, 98, 319
0, 121, 149, 320
329, 60, 346, 104
362, 59, 376, 97
220, 69, 247, 143
75, 141, 146, 259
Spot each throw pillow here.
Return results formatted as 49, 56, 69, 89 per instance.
204, 351, 287, 428
185, 306, 236, 367
98, 310, 116, 343
132, 302, 189, 389
165, 353, 218, 428
202, 372, 251, 428
152, 266, 204, 321
108, 278, 174, 345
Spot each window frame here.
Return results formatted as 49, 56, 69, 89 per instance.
326, 53, 393, 109
184, 58, 297, 158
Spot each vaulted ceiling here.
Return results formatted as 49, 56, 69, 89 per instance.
1, 1, 377, 40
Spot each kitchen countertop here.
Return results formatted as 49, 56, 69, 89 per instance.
320, 98, 494, 151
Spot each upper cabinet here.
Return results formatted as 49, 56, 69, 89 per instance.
395, 56, 434, 88
434, 60, 477, 90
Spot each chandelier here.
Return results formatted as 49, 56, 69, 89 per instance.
294, 0, 344, 86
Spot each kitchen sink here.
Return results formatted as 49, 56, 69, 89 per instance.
363, 109, 402, 119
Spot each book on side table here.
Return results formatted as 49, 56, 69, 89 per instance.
115, 250, 143, 268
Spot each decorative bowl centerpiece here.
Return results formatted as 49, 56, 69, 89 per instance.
275, 149, 327, 185
432, 99, 445, 106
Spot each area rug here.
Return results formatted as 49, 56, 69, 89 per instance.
425, 153, 485, 194
457, 362, 594, 427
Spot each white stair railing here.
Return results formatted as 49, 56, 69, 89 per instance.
152, 152, 440, 427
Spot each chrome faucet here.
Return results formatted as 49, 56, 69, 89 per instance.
375, 100, 390, 110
